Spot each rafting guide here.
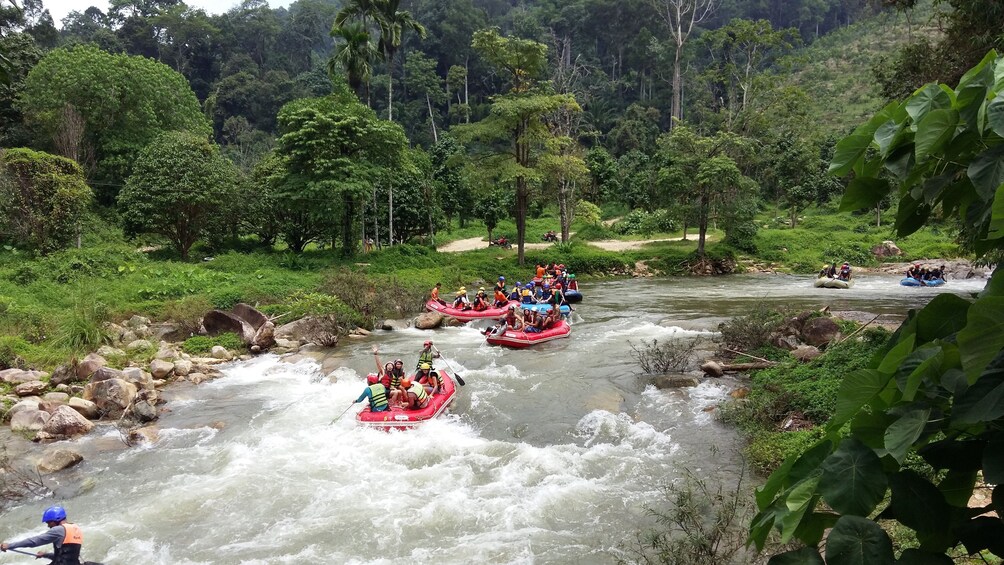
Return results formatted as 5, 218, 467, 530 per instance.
1, 506, 103, 565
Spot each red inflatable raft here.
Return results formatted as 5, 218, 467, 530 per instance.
425, 299, 517, 322
356, 371, 458, 430
485, 320, 571, 348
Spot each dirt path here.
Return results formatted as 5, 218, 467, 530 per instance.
437, 234, 704, 253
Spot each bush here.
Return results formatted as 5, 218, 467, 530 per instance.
572, 223, 615, 241
574, 200, 603, 225
182, 332, 244, 354
51, 299, 109, 352
630, 338, 707, 373
161, 295, 214, 335
717, 303, 793, 353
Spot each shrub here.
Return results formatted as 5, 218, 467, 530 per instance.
51, 299, 109, 352
161, 295, 214, 335
182, 332, 244, 354
716, 303, 793, 353
572, 223, 615, 241
630, 338, 707, 373
574, 200, 603, 225
612, 210, 648, 235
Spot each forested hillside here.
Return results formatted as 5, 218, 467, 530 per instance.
5, 0, 996, 266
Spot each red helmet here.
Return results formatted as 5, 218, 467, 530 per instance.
401, 378, 413, 389
367, 374, 379, 385
423, 340, 432, 346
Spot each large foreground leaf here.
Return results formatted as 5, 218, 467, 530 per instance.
825, 515, 896, 565
820, 439, 887, 516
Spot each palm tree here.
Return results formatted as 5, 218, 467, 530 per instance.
373, 0, 426, 121
328, 21, 380, 102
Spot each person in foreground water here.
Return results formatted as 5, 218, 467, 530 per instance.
1, 506, 103, 565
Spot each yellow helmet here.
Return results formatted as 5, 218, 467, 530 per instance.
420, 363, 432, 370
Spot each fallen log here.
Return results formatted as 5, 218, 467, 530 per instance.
721, 361, 777, 372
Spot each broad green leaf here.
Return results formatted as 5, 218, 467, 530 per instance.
986, 92, 1004, 138
990, 183, 1004, 238
874, 119, 905, 157
879, 333, 917, 374
951, 362, 1004, 425
916, 294, 972, 342
794, 511, 840, 547
906, 84, 953, 123
780, 477, 819, 543
958, 50, 997, 91
957, 297, 1004, 379
921, 172, 955, 205
788, 440, 833, 484
992, 483, 1004, 519
899, 348, 943, 401
966, 144, 1004, 201
957, 516, 1004, 556
940, 368, 969, 397
768, 547, 825, 565
839, 178, 891, 212
919, 438, 985, 471
885, 144, 916, 181
895, 194, 931, 237
982, 437, 1004, 484
897, 548, 954, 565
825, 515, 896, 565
819, 439, 887, 516
850, 408, 895, 449
914, 109, 959, 163
756, 440, 830, 508
939, 470, 978, 507
829, 133, 873, 176
884, 408, 931, 463
831, 370, 894, 428
888, 471, 952, 543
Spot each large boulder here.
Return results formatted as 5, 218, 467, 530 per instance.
36, 448, 83, 474
128, 426, 159, 444
123, 367, 155, 391
414, 312, 444, 330
250, 321, 275, 351
700, 360, 724, 378
129, 396, 158, 423
274, 317, 314, 343
127, 315, 151, 328
68, 397, 99, 420
125, 339, 152, 352
14, 381, 47, 397
652, 375, 700, 388
0, 369, 46, 384
43, 405, 95, 437
233, 303, 268, 330
75, 353, 107, 380
10, 409, 50, 432
210, 346, 233, 360
90, 367, 125, 383
800, 317, 841, 347
149, 359, 175, 380
172, 358, 193, 376
7, 398, 42, 419
83, 378, 138, 419
202, 310, 254, 341
871, 240, 903, 258
50, 364, 79, 386
791, 345, 823, 362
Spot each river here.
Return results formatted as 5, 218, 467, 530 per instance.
0, 274, 988, 564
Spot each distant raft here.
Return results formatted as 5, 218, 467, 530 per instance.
813, 277, 854, 289
426, 299, 519, 322
356, 371, 458, 430
517, 302, 572, 316
563, 290, 583, 304
485, 320, 571, 348
900, 277, 945, 287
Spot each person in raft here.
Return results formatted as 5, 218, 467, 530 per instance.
415, 363, 442, 395
494, 275, 507, 295
837, 262, 852, 281
541, 304, 562, 330
508, 281, 522, 301
521, 283, 534, 304
534, 263, 546, 283
372, 347, 405, 406
430, 282, 448, 306
416, 340, 439, 370
524, 308, 546, 333
472, 287, 490, 311
355, 373, 389, 412
566, 274, 578, 291
452, 287, 471, 310
1, 506, 100, 565
399, 377, 430, 410
485, 303, 523, 336
492, 286, 509, 308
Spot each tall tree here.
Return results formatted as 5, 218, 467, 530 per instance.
403, 51, 445, 144
118, 131, 237, 260
18, 45, 209, 201
372, 0, 426, 122
0, 148, 92, 253
648, 0, 719, 125
328, 21, 380, 101
453, 28, 579, 265
272, 81, 407, 256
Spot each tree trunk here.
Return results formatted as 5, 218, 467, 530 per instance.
342, 193, 355, 257
876, 204, 881, 227
671, 43, 683, 126
426, 93, 438, 143
373, 187, 379, 248
697, 192, 709, 257
464, 58, 470, 123
388, 180, 394, 245
515, 116, 530, 266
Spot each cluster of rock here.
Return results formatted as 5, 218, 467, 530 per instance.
202, 303, 276, 352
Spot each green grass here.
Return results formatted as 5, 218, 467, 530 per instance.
750, 203, 965, 273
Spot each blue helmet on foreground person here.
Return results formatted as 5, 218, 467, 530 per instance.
42, 506, 66, 523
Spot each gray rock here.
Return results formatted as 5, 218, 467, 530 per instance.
119, 330, 138, 344
43, 392, 70, 404
149, 359, 175, 379
128, 426, 159, 444
37, 448, 83, 474
172, 358, 192, 376
0, 369, 45, 384
202, 310, 254, 342
126, 339, 152, 352
800, 317, 841, 347
68, 397, 99, 419
233, 303, 268, 330
188, 372, 207, 385
871, 240, 903, 258
49, 364, 77, 386
8, 398, 42, 418
90, 367, 125, 383
14, 380, 47, 397
10, 409, 50, 432
414, 312, 444, 330
75, 353, 107, 380
701, 360, 724, 378
43, 405, 95, 437
210, 346, 232, 360
123, 367, 155, 391
154, 346, 178, 360
791, 345, 822, 362
130, 399, 158, 422
132, 324, 150, 338
82, 378, 138, 419
127, 315, 151, 328
96, 345, 126, 358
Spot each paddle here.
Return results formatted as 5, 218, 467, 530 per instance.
3, 548, 40, 557
329, 401, 357, 424
432, 346, 466, 386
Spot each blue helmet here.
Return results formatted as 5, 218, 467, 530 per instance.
525, 282, 533, 289
515, 281, 522, 286
543, 283, 550, 289
499, 276, 505, 281
42, 506, 66, 523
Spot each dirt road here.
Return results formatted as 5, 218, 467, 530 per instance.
436, 235, 703, 253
